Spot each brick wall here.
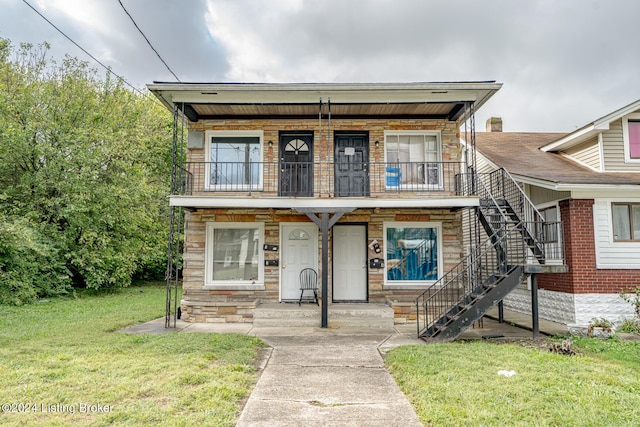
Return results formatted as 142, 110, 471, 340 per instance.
539, 199, 640, 294
181, 207, 463, 322
186, 118, 462, 197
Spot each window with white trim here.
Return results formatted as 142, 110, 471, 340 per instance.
622, 114, 640, 163
384, 222, 441, 286
205, 222, 264, 287
205, 131, 263, 190
384, 131, 442, 188
612, 203, 640, 241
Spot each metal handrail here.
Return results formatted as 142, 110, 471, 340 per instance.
177, 161, 465, 196
416, 224, 528, 337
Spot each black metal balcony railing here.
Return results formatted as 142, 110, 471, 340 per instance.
177, 161, 468, 197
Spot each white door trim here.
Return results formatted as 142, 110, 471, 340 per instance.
332, 224, 368, 302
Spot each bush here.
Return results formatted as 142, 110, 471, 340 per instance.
0, 215, 71, 304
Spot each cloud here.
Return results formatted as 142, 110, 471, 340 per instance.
2, 0, 640, 131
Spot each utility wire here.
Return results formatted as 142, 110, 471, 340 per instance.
20, 0, 153, 99
117, 0, 181, 82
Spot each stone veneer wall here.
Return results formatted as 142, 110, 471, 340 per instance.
503, 284, 635, 330
180, 207, 463, 323
179, 116, 465, 323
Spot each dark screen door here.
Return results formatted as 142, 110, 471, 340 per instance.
334, 133, 369, 197
279, 133, 313, 196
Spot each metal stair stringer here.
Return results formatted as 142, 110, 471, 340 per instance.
422, 265, 524, 343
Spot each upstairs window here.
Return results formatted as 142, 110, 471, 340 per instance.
205, 131, 263, 190
622, 115, 640, 163
385, 132, 442, 188
628, 121, 640, 159
612, 203, 640, 241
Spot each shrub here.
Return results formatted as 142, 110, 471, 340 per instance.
0, 215, 71, 304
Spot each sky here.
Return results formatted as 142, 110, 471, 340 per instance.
2, 0, 640, 132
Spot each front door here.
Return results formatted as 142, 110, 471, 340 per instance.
280, 223, 318, 301
334, 133, 369, 197
332, 225, 367, 302
279, 132, 313, 196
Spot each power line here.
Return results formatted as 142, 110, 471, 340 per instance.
20, 0, 153, 100
117, 0, 181, 82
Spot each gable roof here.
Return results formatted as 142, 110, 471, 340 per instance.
147, 81, 502, 122
540, 98, 640, 152
472, 132, 640, 187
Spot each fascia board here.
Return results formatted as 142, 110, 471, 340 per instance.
169, 196, 480, 209
147, 82, 502, 106
541, 98, 640, 153
511, 174, 640, 193
540, 125, 606, 152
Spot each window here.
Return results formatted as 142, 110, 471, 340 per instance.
612, 203, 640, 241
205, 222, 264, 287
384, 222, 441, 286
385, 132, 442, 188
538, 204, 563, 263
622, 114, 640, 163
205, 131, 263, 190
540, 206, 559, 243
628, 121, 640, 159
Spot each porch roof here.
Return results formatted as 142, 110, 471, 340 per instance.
147, 81, 502, 122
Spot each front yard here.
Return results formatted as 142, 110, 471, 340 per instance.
2, 285, 639, 426
0, 284, 263, 426
386, 337, 640, 426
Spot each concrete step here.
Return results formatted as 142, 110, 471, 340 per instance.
253, 303, 395, 328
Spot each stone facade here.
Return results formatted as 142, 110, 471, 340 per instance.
178, 116, 468, 323
181, 207, 464, 323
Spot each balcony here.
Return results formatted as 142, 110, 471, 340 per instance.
176, 161, 471, 199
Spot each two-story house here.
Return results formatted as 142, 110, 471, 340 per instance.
472, 100, 640, 331
150, 81, 566, 340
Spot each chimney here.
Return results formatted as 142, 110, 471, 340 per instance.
486, 117, 502, 132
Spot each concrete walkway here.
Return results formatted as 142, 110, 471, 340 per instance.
236, 329, 423, 427
121, 311, 569, 426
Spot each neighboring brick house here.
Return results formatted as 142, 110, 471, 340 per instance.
471, 100, 640, 330
148, 82, 503, 326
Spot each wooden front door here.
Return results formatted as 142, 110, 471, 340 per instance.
279, 133, 313, 196
334, 133, 369, 197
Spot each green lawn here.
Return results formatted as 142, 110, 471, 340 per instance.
386, 338, 640, 426
0, 284, 263, 426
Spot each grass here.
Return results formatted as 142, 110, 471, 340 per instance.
0, 283, 264, 426
385, 338, 640, 427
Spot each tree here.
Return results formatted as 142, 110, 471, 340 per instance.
0, 39, 173, 303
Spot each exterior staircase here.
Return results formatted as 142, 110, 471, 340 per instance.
416, 168, 565, 342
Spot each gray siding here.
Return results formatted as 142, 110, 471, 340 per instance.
602, 119, 637, 172
561, 137, 600, 170
528, 186, 570, 206
593, 199, 640, 268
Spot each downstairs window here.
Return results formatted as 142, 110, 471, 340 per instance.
205, 222, 264, 287
384, 222, 441, 286
612, 203, 640, 241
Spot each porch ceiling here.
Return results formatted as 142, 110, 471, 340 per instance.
147, 81, 502, 122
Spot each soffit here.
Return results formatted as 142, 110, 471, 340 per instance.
147, 82, 502, 122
